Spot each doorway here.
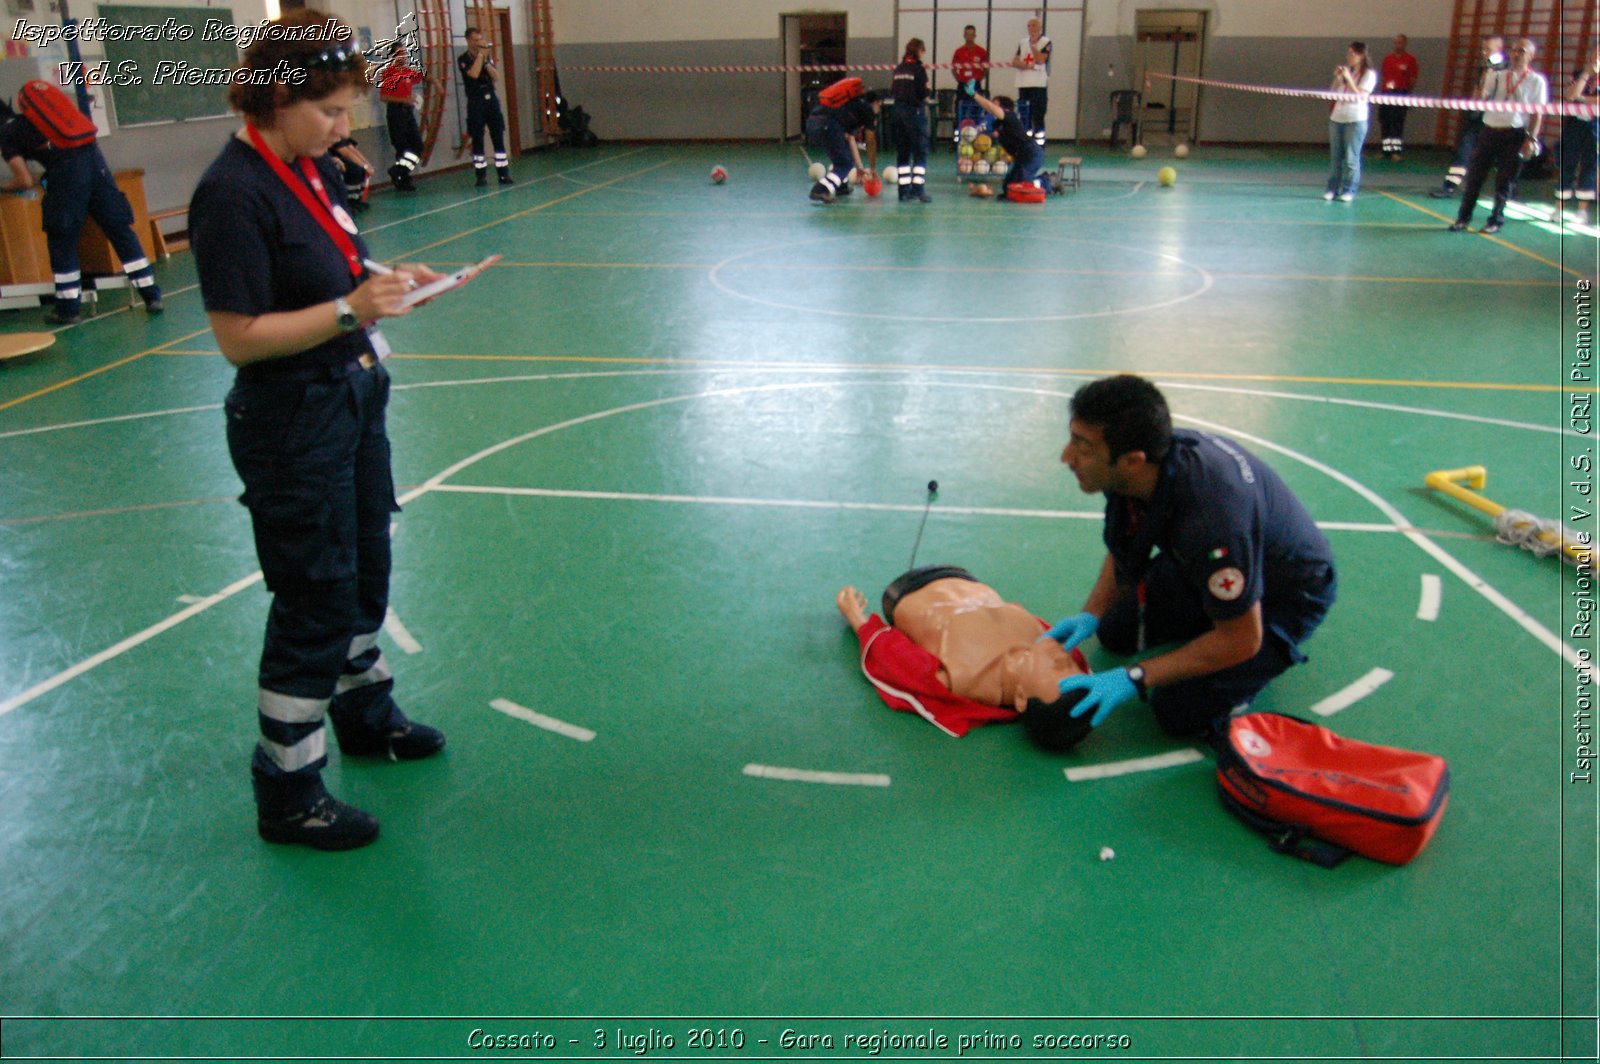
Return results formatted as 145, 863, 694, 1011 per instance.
781, 12, 847, 141
1134, 9, 1205, 144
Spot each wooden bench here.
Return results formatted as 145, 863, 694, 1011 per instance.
149, 207, 189, 260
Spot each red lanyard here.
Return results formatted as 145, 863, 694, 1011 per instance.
244, 123, 363, 280
1501, 70, 1527, 102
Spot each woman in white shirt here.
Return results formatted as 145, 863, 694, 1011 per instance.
1326, 42, 1378, 202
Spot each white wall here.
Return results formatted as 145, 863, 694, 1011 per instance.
1084, 0, 1453, 38
552, 0, 894, 44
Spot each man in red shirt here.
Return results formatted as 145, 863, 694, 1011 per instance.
377, 45, 433, 191
951, 25, 989, 93
1377, 34, 1419, 158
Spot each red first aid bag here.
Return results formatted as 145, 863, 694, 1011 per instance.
18, 80, 96, 149
1005, 182, 1047, 203
1215, 712, 1449, 867
818, 76, 864, 108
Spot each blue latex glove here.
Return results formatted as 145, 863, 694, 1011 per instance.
1041, 611, 1099, 651
962, 79, 977, 97
1059, 668, 1137, 727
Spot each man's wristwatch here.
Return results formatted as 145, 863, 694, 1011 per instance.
1126, 664, 1149, 701
334, 296, 359, 333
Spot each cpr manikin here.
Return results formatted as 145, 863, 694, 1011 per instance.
836, 565, 1092, 748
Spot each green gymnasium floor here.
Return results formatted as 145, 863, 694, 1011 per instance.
0, 143, 1595, 1061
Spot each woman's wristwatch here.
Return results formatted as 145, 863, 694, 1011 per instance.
334, 296, 359, 333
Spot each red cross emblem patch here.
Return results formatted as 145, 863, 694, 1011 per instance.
1208, 566, 1245, 601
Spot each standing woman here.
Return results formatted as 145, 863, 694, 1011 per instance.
891, 37, 932, 202
189, 9, 448, 851
1326, 41, 1377, 202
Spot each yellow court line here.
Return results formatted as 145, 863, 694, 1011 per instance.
0, 326, 213, 415
388, 159, 679, 260
1375, 189, 1585, 277
211, 351, 1572, 393
512, 207, 1478, 230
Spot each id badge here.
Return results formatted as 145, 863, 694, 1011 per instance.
365, 326, 392, 361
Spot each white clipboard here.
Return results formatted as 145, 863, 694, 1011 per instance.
399, 255, 501, 308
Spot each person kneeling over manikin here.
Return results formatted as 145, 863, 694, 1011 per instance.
837, 564, 1094, 751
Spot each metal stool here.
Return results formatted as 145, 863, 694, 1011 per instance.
1056, 156, 1082, 193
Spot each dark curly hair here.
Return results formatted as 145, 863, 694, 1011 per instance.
227, 9, 369, 127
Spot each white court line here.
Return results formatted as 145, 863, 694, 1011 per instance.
176, 594, 205, 604
383, 609, 423, 655
490, 697, 595, 742
1417, 574, 1443, 622
357, 147, 650, 235
0, 571, 264, 718
1064, 748, 1205, 782
1311, 668, 1396, 717
431, 484, 1100, 521
743, 763, 890, 788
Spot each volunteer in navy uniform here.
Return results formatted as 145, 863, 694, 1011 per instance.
0, 95, 163, 324
890, 38, 932, 202
458, 27, 513, 187
970, 90, 1046, 195
805, 89, 881, 203
1046, 375, 1337, 738
188, 9, 449, 851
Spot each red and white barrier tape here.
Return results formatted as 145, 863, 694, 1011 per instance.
1146, 71, 1600, 120
557, 62, 1598, 119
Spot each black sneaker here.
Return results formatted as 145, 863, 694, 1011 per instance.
142, 293, 164, 314
474, 170, 488, 188
809, 184, 835, 204
1481, 220, 1503, 234
914, 189, 932, 203
258, 792, 379, 851
835, 182, 852, 196
333, 712, 447, 761
48, 301, 81, 325
1448, 220, 1468, 231
388, 163, 407, 185
497, 168, 515, 185
1428, 186, 1460, 199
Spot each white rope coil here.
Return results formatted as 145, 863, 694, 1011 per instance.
1494, 509, 1581, 562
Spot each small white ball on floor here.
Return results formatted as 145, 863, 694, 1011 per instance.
808, 162, 825, 182
1099, 846, 1116, 861
1175, 143, 1190, 158
1130, 144, 1147, 158
882, 165, 898, 183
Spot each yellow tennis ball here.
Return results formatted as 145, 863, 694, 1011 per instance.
1158, 166, 1177, 186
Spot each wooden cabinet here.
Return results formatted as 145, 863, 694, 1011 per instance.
0, 190, 51, 285
80, 169, 154, 275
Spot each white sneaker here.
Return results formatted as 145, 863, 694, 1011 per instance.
1323, 191, 1336, 201
1337, 192, 1355, 202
